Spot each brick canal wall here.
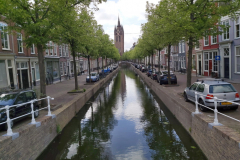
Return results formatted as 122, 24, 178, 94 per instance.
132, 65, 240, 160
0, 69, 119, 160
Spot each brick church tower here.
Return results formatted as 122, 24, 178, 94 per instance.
114, 17, 124, 56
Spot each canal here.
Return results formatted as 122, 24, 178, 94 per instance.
37, 66, 206, 160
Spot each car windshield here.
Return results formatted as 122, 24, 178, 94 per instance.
209, 84, 236, 93
0, 93, 18, 106
91, 73, 96, 76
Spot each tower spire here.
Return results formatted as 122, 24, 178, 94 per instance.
118, 15, 120, 26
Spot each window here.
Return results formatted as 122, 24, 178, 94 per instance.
236, 17, 240, 38
224, 48, 229, 56
195, 41, 200, 49
54, 43, 57, 56
211, 35, 217, 44
204, 53, 208, 70
196, 84, 205, 92
189, 83, 198, 90
66, 45, 69, 57
119, 36, 121, 42
59, 45, 62, 57
182, 41, 185, 52
0, 22, 9, 49
62, 44, 66, 57
204, 36, 209, 46
49, 41, 53, 55
213, 52, 218, 72
17, 33, 23, 53
63, 62, 67, 75
31, 44, 35, 54
236, 46, 240, 73
45, 42, 49, 55
179, 42, 182, 53
222, 20, 229, 40
209, 84, 236, 93
192, 55, 196, 70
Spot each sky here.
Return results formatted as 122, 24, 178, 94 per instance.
92, 0, 160, 51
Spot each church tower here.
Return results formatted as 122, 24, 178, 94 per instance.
114, 17, 124, 56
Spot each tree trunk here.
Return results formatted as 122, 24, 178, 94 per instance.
152, 52, 154, 73
37, 44, 47, 107
159, 50, 161, 72
187, 36, 194, 87
88, 55, 91, 83
72, 48, 78, 90
97, 57, 99, 74
102, 57, 104, 70
168, 44, 171, 85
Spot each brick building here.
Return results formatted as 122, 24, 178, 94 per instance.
114, 17, 124, 56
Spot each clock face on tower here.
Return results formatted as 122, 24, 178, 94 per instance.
117, 30, 120, 35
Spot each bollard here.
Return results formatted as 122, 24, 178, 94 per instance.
47, 96, 52, 116
194, 92, 200, 114
30, 100, 36, 124
213, 96, 219, 125
6, 105, 13, 136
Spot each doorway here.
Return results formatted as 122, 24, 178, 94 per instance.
198, 61, 201, 75
18, 69, 29, 89
224, 58, 229, 78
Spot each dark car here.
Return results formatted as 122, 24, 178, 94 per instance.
157, 70, 177, 85
151, 70, 159, 80
0, 90, 39, 130
146, 68, 156, 77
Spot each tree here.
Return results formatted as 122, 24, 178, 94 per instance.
0, 0, 106, 103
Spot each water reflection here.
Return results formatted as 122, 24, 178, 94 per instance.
37, 67, 206, 160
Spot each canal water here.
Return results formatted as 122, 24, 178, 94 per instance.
37, 65, 206, 160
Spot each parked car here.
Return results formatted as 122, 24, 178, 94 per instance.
146, 68, 156, 77
0, 90, 39, 130
141, 66, 146, 72
183, 79, 240, 111
86, 72, 99, 82
157, 70, 177, 85
150, 70, 159, 80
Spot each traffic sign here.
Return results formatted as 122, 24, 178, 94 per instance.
215, 56, 220, 61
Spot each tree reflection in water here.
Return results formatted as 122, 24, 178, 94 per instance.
37, 67, 206, 160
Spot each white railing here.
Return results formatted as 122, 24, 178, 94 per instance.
0, 96, 54, 136
192, 92, 240, 126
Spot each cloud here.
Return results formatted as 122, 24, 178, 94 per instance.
93, 0, 159, 51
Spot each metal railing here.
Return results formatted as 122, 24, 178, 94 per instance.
192, 92, 240, 125
0, 96, 54, 136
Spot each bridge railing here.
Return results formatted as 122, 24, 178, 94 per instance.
0, 96, 54, 136
191, 92, 240, 126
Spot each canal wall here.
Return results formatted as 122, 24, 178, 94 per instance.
0, 69, 119, 160
132, 65, 240, 160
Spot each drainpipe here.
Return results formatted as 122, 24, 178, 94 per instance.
12, 34, 18, 90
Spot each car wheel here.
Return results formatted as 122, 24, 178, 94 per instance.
184, 92, 189, 102
199, 99, 207, 112
34, 106, 39, 118
230, 106, 238, 110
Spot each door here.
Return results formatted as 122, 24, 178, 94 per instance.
14, 93, 27, 116
21, 69, 29, 89
209, 60, 212, 76
17, 70, 22, 89
198, 61, 201, 75
224, 58, 229, 78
